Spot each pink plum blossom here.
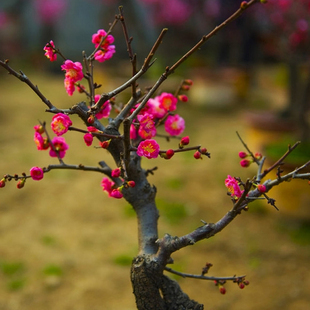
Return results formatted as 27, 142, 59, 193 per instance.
101, 177, 114, 194
110, 188, 123, 199
137, 113, 157, 139
87, 126, 100, 133
61, 60, 83, 83
51, 113, 72, 136
43, 40, 57, 61
225, 175, 244, 199
64, 78, 75, 96
30, 167, 44, 181
34, 124, 44, 134
92, 29, 116, 63
101, 177, 123, 199
94, 95, 112, 119
158, 92, 177, 112
164, 114, 185, 136
111, 168, 121, 178
137, 139, 160, 159
34, 132, 49, 150
130, 124, 137, 140
146, 98, 166, 119
49, 136, 69, 158
83, 133, 93, 146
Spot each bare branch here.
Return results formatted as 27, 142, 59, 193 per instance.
0, 59, 54, 110
164, 266, 245, 283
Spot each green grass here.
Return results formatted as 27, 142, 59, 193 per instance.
156, 198, 189, 224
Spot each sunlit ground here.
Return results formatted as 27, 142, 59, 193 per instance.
0, 63, 310, 310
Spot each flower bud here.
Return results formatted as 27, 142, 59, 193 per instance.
184, 79, 193, 85
34, 125, 45, 134
87, 114, 95, 124
240, 159, 251, 167
240, 1, 248, 9
194, 151, 202, 159
77, 85, 86, 93
181, 85, 190, 91
99, 139, 111, 149
219, 286, 226, 295
127, 180, 136, 188
30, 167, 44, 181
0, 178, 6, 188
17, 179, 25, 189
110, 188, 123, 199
166, 149, 174, 159
200, 147, 208, 154
83, 133, 93, 146
178, 95, 188, 102
254, 152, 262, 160
179, 136, 190, 148
239, 282, 245, 289
111, 168, 121, 178
257, 184, 266, 193
238, 151, 248, 159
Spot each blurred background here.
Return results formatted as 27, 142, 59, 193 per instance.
0, 0, 310, 309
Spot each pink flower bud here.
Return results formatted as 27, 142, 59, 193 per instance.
0, 178, 6, 188
77, 85, 86, 93
178, 95, 188, 102
110, 188, 123, 199
239, 282, 245, 289
200, 147, 208, 154
83, 133, 93, 146
30, 167, 44, 181
100, 140, 111, 149
127, 180, 136, 188
240, 159, 251, 167
87, 115, 95, 124
181, 85, 190, 91
254, 152, 262, 160
238, 151, 248, 159
194, 151, 202, 159
111, 168, 121, 178
219, 286, 226, 295
184, 79, 193, 85
17, 179, 25, 189
166, 149, 175, 159
87, 126, 99, 132
34, 125, 45, 134
180, 136, 190, 148
240, 1, 248, 9
257, 184, 266, 193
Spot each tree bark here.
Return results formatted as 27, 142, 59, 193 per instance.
131, 255, 204, 310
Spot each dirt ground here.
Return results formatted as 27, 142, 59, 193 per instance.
0, 68, 310, 310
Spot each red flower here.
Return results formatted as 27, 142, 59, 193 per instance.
30, 167, 44, 181
137, 139, 160, 159
43, 40, 57, 61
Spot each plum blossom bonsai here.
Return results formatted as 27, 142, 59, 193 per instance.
1, 1, 310, 309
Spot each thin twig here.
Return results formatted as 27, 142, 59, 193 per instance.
0, 60, 54, 110
164, 267, 245, 282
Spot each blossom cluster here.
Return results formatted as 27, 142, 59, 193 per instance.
34, 113, 71, 159
101, 175, 135, 199
131, 91, 188, 159
92, 29, 116, 63
43, 29, 115, 96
